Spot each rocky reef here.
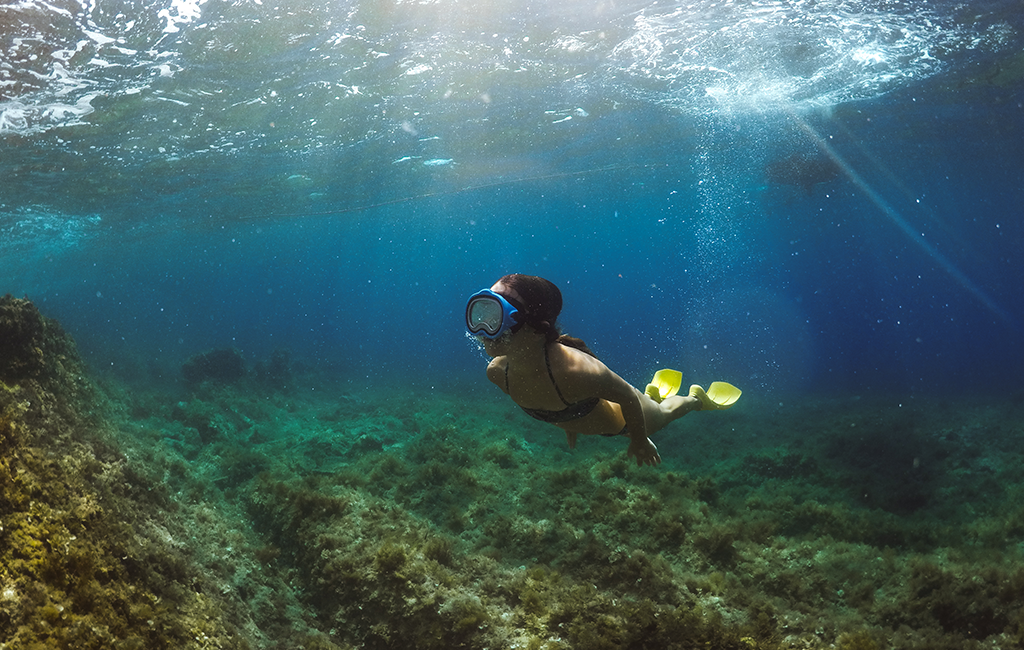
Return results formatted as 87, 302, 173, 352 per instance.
1, 294, 80, 387
0, 295, 252, 649
4, 294, 1024, 649
181, 348, 248, 388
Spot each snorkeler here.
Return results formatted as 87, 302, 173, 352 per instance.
466, 274, 740, 467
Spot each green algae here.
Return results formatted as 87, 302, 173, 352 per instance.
0, 296, 254, 649
5, 295, 1024, 648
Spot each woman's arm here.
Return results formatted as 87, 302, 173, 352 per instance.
574, 357, 661, 467
618, 387, 661, 467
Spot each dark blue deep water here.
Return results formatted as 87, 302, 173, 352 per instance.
3, 0, 1023, 399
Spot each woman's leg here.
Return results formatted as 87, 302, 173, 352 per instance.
636, 388, 701, 435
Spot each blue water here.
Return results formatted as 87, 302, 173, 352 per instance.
2, 0, 1023, 398
5, 3, 1024, 647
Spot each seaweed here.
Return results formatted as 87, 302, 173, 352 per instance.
0, 298, 251, 649
6, 296, 1024, 649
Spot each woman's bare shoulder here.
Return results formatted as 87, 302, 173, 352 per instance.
486, 356, 509, 392
556, 344, 632, 399
555, 342, 608, 372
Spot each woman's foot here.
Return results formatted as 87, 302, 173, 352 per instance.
662, 394, 702, 416
689, 382, 742, 410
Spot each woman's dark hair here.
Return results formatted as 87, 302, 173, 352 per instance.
497, 274, 597, 358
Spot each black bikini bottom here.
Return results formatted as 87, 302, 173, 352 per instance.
601, 425, 628, 438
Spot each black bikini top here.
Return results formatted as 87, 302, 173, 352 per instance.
505, 344, 600, 424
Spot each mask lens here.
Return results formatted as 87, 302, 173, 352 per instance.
467, 296, 503, 335
466, 289, 520, 339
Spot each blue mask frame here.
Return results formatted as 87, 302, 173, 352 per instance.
466, 289, 521, 339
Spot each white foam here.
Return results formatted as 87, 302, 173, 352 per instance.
83, 29, 116, 45
404, 63, 433, 76
0, 104, 30, 132
0, 93, 99, 134
0, 208, 103, 258
158, 0, 208, 34
607, 0, 997, 113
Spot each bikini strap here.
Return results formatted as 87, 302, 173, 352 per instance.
544, 345, 572, 406
505, 348, 571, 406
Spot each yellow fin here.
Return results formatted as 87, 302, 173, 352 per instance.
647, 369, 682, 403
689, 382, 742, 410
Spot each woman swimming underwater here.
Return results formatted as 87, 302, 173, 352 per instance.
466, 274, 740, 467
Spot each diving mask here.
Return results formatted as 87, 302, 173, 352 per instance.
466, 289, 521, 339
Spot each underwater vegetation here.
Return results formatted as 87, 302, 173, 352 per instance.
0, 295, 255, 649
4, 295, 1024, 648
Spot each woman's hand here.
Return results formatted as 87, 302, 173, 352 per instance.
627, 436, 661, 467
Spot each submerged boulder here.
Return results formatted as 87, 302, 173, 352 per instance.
181, 348, 247, 387
0, 294, 81, 394
0, 294, 50, 381
254, 348, 292, 390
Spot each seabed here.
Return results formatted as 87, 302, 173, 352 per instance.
3, 294, 1024, 649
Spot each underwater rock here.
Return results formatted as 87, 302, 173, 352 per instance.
0, 294, 73, 384
0, 294, 88, 414
0, 298, 251, 648
254, 348, 292, 390
0, 294, 45, 381
6, 296, 1024, 649
181, 347, 247, 387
